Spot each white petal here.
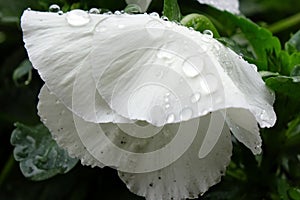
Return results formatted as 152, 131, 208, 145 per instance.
212, 44, 276, 128
225, 108, 262, 154
118, 114, 232, 200
37, 84, 104, 167
72, 59, 133, 123
73, 113, 200, 173
126, 0, 152, 12
90, 14, 275, 127
21, 10, 126, 123
197, 0, 240, 14
22, 11, 275, 129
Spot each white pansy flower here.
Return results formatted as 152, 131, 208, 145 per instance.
21, 9, 275, 200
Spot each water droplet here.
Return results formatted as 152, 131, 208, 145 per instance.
166, 114, 175, 123
89, 8, 100, 14
114, 10, 122, 15
180, 107, 193, 121
190, 92, 201, 103
203, 30, 213, 38
189, 27, 194, 31
182, 60, 201, 78
49, 4, 60, 13
66, 9, 91, 26
149, 12, 160, 18
161, 16, 168, 21
27, 8, 31, 11
58, 11, 63, 15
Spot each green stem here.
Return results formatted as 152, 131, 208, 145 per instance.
0, 154, 15, 188
268, 12, 300, 34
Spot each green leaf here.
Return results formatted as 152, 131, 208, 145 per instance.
285, 116, 300, 139
284, 116, 300, 153
288, 188, 300, 200
10, 122, 78, 181
222, 12, 281, 71
181, 14, 220, 38
163, 0, 181, 22
12, 59, 32, 86
265, 75, 300, 99
285, 30, 300, 54
277, 178, 290, 200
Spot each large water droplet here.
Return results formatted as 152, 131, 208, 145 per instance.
49, 4, 60, 13
66, 10, 91, 26
190, 92, 201, 103
89, 8, 100, 14
180, 107, 193, 121
166, 114, 175, 123
182, 59, 202, 78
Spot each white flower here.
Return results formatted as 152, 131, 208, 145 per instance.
21, 9, 275, 200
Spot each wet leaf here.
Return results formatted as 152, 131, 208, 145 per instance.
285, 30, 300, 54
10, 122, 78, 181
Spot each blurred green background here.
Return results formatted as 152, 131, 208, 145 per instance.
0, 0, 299, 199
